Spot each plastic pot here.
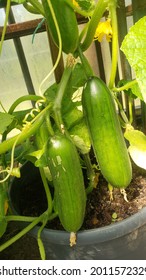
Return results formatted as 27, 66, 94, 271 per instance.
9, 161, 146, 260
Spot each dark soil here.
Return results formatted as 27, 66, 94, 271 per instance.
45, 164, 146, 231
0, 162, 146, 259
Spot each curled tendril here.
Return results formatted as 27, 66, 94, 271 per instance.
22, 98, 46, 128
0, 98, 46, 183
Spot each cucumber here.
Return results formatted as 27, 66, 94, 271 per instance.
82, 76, 132, 188
42, 0, 79, 54
47, 134, 86, 232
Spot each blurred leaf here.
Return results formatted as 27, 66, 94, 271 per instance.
124, 129, 146, 169
75, 0, 95, 11
0, 112, 14, 134
63, 105, 83, 129
121, 16, 146, 103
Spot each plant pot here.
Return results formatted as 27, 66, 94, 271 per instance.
9, 161, 146, 260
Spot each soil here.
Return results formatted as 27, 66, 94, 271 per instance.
0, 162, 146, 259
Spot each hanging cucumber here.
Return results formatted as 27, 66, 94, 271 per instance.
82, 76, 132, 188
41, 0, 79, 54
47, 133, 86, 233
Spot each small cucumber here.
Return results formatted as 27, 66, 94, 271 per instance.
82, 76, 132, 188
42, 0, 79, 54
47, 134, 86, 232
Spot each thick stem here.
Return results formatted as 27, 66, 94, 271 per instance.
39, 167, 53, 215
78, 47, 94, 78
53, 59, 73, 131
81, 0, 108, 51
108, 0, 118, 89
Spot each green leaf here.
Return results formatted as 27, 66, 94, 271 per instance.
63, 105, 83, 129
124, 129, 146, 169
0, 112, 14, 134
121, 16, 146, 103
75, 0, 95, 11
69, 119, 91, 154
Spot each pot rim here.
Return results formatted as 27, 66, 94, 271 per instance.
29, 206, 146, 245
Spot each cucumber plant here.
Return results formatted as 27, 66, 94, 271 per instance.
0, 0, 145, 259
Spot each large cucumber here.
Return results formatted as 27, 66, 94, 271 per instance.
42, 0, 79, 54
47, 134, 86, 232
82, 76, 132, 188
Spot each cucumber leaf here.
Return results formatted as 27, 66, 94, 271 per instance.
74, 0, 95, 12
0, 112, 14, 134
121, 16, 146, 103
124, 129, 146, 170
69, 119, 91, 154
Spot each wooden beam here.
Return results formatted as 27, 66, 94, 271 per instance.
0, 18, 46, 40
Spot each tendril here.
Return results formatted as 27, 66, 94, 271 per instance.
22, 98, 46, 128
38, 0, 62, 97
0, 98, 46, 183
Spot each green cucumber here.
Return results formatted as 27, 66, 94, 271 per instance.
82, 76, 132, 188
47, 134, 86, 232
42, 0, 79, 54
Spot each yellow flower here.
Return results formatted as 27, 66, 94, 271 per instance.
94, 19, 112, 42
72, 0, 79, 7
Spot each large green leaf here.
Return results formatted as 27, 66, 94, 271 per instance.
0, 112, 14, 134
121, 16, 146, 103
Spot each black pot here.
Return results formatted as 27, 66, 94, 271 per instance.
9, 162, 146, 260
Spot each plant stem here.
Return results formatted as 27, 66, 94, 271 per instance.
8, 95, 43, 114
45, 113, 55, 137
108, 0, 118, 89
81, 0, 108, 51
39, 168, 53, 215
83, 153, 96, 194
114, 95, 130, 124
53, 59, 73, 131
0, 0, 11, 55
128, 97, 133, 124
78, 47, 94, 78
39, 0, 62, 96
113, 80, 137, 92
6, 215, 36, 222
0, 211, 47, 252
37, 222, 46, 260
